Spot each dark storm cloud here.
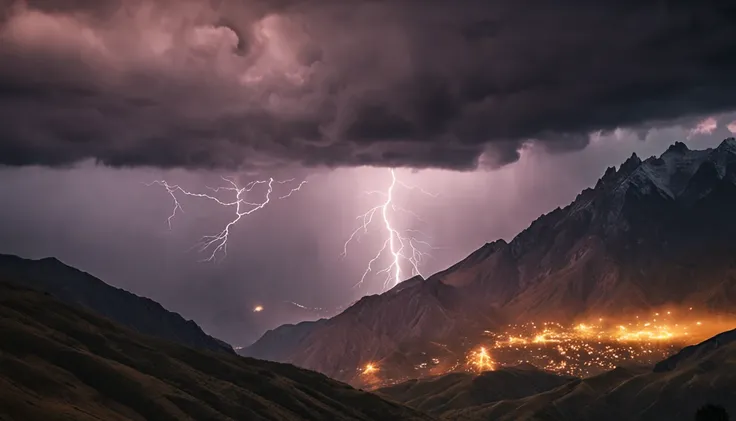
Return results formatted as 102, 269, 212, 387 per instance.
1, 0, 735, 171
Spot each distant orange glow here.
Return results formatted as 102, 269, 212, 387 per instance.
354, 308, 734, 389
467, 346, 495, 373
472, 309, 735, 377
362, 363, 378, 375
253, 305, 263, 312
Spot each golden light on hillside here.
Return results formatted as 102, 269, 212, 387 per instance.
351, 308, 734, 390
467, 346, 495, 373
472, 310, 734, 377
362, 363, 378, 375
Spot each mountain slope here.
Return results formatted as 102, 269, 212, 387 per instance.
468, 138, 736, 320
0, 282, 433, 421
444, 329, 736, 421
244, 276, 501, 383
0, 254, 233, 354
376, 364, 574, 416
245, 139, 736, 383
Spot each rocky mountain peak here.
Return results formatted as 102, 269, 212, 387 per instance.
482, 239, 508, 253
595, 153, 643, 191
665, 141, 690, 154
595, 166, 618, 189
715, 137, 736, 156
720, 136, 736, 146
620, 152, 642, 175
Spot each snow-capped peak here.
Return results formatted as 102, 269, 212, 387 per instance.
608, 138, 736, 201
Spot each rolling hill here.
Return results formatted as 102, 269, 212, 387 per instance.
0, 282, 434, 421
376, 364, 575, 416
0, 253, 234, 354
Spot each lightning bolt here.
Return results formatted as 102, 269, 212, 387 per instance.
147, 176, 307, 262
343, 169, 437, 291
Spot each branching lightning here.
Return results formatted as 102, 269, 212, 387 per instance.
342, 169, 438, 291
147, 176, 307, 262
149, 168, 434, 294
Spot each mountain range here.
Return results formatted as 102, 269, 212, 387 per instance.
1, 268, 733, 420
2, 139, 736, 420
243, 138, 736, 384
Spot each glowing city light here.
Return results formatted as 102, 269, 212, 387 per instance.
362, 363, 379, 375
468, 346, 495, 372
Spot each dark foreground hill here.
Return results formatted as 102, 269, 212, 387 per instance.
0, 254, 233, 354
376, 364, 575, 416
0, 282, 433, 421
379, 329, 736, 421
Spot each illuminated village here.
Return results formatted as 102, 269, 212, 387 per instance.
358, 308, 732, 388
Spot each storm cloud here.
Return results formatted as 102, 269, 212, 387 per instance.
1, 0, 735, 171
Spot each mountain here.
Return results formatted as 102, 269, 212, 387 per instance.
441, 329, 736, 421
243, 138, 736, 384
459, 138, 736, 320
212, 299, 343, 348
376, 364, 575, 416
244, 276, 502, 384
0, 282, 434, 421
0, 254, 234, 354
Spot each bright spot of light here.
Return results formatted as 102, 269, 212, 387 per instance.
468, 346, 495, 373
362, 363, 378, 375
253, 305, 264, 312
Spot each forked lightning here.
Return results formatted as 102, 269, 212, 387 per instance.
148, 177, 307, 261
342, 169, 437, 291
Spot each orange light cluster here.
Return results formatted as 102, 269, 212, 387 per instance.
362, 363, 378, 375
355, 309, 734, 388
477, 310, 728, 377
467, 346, 496, 373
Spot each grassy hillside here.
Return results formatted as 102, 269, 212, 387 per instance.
0, 282, 433, 421
376, 364, 574, 416
0, 254, 234, 354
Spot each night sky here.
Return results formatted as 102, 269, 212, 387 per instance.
1, 0, 735, 345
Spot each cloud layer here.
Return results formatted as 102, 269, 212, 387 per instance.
1, 0, 735, 171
